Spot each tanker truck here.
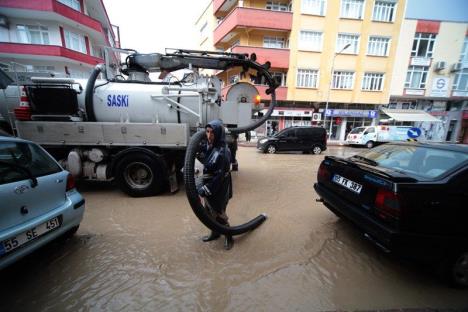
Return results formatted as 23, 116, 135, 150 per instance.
0, 48, 277, 197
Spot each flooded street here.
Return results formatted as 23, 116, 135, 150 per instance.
1, 146, 467, 311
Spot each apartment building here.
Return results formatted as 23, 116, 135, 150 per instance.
196, 0, 406, 140
389, 19, 468, 143
0, 0, 119, 80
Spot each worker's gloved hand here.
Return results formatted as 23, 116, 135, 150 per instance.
197, 185, 211, 197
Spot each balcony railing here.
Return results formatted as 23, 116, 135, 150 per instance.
214, 7, 292, 45
0, 0, 104, 33
231, 46, 289, 69
0, 42, 104, 65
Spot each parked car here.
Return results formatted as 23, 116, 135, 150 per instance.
257, 126, 327, 154
0, 136, 85, 269
346, 125, 413, 148
314, 142, 468, 287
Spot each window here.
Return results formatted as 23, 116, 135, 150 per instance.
411, 33, 436, 58
301, 0, 326, 15
32, 65, 55, 73
299, 31, 322, 51
453, 69, 468, 91
337, 33, 360, 54
405, 66, 429, 89
362, 73, 384, 91
460, 36, 468, 64
332, 71, 354, 89
251, 72, 287, 86
58, 0, 81, 11
296, 69, 319, 88
199, 22, 208, 37
372, 1, 396, 22
266, 1, 291, 11
16, 25, 50, 45
367, 36, 390, 56
340, 0, 364, 19
0, 142, 61, 185
64, 30, 87, 54
263, 36, 286, 48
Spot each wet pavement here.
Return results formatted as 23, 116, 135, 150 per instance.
1, 146, 467, 311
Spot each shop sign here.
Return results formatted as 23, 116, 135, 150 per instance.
430, 77, 449, 97
410, 57, 431, 66
325, 109, 378, 118
404, 88, 425, 96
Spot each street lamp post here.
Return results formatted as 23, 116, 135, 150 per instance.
324, 43, 351, 140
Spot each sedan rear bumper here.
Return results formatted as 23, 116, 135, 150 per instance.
313, 183, 456, 262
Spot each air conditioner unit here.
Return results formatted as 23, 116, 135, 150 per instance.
434, 61, 447, 71
450, 62, 463, 72
312, 113, 321, 121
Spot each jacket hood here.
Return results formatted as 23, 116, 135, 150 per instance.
206, 119, 225, 147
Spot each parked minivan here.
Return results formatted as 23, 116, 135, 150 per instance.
257, 126, 327, 154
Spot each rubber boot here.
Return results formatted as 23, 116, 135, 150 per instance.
224, 235, 234, 250
202, 231, 220, 242
232, 162, 238, 171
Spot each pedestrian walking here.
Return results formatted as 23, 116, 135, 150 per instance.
245, 131, 251, 142
197, 120, 234, 250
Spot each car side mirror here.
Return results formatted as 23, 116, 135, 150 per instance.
363, 131, 368, 135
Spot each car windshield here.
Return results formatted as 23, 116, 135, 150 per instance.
0, 141, 61, 185
349, 127, 366, 134
354, 144, 468, 179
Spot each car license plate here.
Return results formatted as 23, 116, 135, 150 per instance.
0, 217, 61, 256
332, 174, 362, 194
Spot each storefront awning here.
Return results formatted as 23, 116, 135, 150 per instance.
381, 109, 441, 122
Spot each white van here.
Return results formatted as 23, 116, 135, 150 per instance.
346, 125, 414, 148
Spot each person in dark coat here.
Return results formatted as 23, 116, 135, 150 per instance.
197, 120, 234, 250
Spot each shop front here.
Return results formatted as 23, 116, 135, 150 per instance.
324, 109, 379, 141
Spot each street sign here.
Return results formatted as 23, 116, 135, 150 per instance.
407, 127, 422, 138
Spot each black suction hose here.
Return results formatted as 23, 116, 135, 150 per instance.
85, 64, 104, 121
184, 130, 267, 236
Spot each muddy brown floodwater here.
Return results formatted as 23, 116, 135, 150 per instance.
1, 146, 467, 311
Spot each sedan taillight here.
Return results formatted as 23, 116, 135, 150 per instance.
66, 174, 76, 191
375, 188, 401, 220
317, 162, 331, 181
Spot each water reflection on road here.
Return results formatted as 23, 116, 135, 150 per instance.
1, 146, 467, 311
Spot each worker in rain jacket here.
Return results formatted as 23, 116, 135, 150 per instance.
197, 119, 234, 250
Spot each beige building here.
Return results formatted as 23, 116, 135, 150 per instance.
389, 19, 468, 143
196, 0, 407, 141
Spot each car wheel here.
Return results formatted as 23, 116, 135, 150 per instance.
366, 141, 374, 148
450, 252, 468, 288
312, 146, 322, 155
115, 153, 166, 197
266, 144, 277, 154
60, 225, 80, 241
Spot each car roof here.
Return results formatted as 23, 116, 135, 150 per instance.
0, 135, 31, 144
387, 141, 468, 153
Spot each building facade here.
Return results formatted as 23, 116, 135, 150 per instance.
0, 0, 119, 80
196, 0, 406, 140
389, 19, 468, 143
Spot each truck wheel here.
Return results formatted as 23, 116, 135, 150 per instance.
115, 153, 165, 197
312, 146, 322, 155
366, 141, 375, 148
266, 144, 277, 154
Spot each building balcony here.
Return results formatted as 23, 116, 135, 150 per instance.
214, 7, 292, 46
213, 0, 237, 15
0, 0, 104, 34
231, 46, 289, 69
221, 84, 288, 101
0, 42, 104, 66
